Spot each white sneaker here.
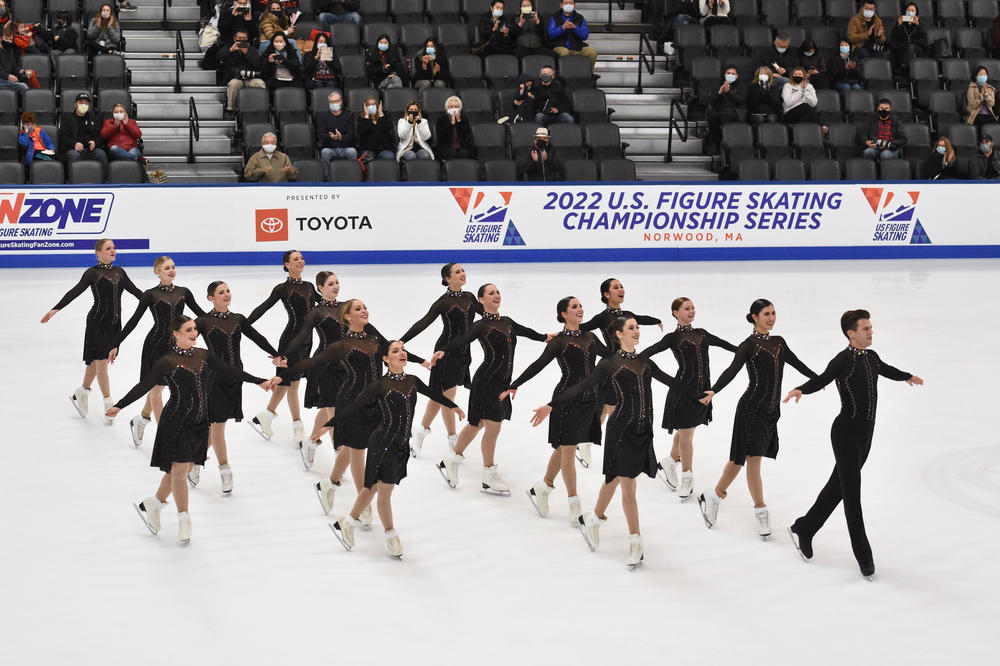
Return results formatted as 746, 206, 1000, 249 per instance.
698, 491, 723, 528
133, 496, 163, 534
187, 464, 202, 488
626, 533, 644, 569
129, 414, 151, 447
177, 511, 191, 544
70, 386, 91, 417
568, 496, 582, 528
755, 506, 772, 539
248, 409, 276, 440
656, 458, 679, 491
437, 452, 463, 488
219, 464, 233, 494
481, 465, 511, 496
575, 442, 592, 468
411, 426, 431, 457
359, 505, 374, 530
678, 471, 694, 501
103, 397, 115, 425
447, 433, 459, 452
315, 478, 339, 515
385, 529, 403, 558
526, 482, 553, 516
292, 420, 304, 444
330, 514, 357, 550
299, 439, 318, 470
579, 512, 603, 551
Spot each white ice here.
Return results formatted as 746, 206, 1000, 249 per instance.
3, 259, 998, 665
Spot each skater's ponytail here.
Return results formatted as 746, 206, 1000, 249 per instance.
206, 281, 226, 297
556, 296, 575, 323
670, 297, 690, 318
599, 277, 618, 304
746, 299, 773, 324
440, 263, 457, 287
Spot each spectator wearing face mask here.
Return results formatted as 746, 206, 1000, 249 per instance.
259, 1, 300, 59
517, 126, 562, 181
861, 98, 907, 160
534, 65, 574, 126
413, 38, 450, 92
477, 1, 515, 57
829, 39, 863, 95
699, 0, 731, 28
366, 33, 407, 91
0, 1, 9, 32
848, 1, 887, 60
316, 90, 357, 179
511, 0, 557, 60
262, 32, 303, 90
798, 39, 827, 89
18, 111, 57, 164
507, 73, 536, 123
547, 0, 597, 67
48, 11, 79, 54
358, 97, 395, 161
966, 66, 998, 126
0, 23, 29, 92
781, 66, 820, 124
316, 0, 361, 27
971, 133, 1000, 179
926, 137, 957, 180
435, 96, 474, 160
890, 3, 926, 70
60, 92, 108, 175
302, 33, 342, 89
748, 66, 782, 124
85, 3, 121, 55
245, 132, 298, 182
13, 21, 50, 54
223, 29, 265, 119
101, 103, 148, 164
396, 101, 434, 163
705, 65, 746, 152
220, 0, 259, 44
756, 33, 797, 86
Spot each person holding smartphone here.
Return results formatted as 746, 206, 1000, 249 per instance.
412, 37, 450, 92
18, 111, 57, 164
395, 101, 434, 163
512, 0, 556, 60
889, 3, 926, 71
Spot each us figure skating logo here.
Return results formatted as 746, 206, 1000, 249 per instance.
449, 188, 526, 246
862, 188, 931, 244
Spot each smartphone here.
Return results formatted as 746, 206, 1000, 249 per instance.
901, 15, 913, 22
238, 40, 250, 49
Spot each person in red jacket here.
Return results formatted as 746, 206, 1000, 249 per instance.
101, 103, 148, 164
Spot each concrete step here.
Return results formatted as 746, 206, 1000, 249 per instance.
149, 164, 241, 184
136, 100, 224, 120
594, 61, 672, 88
575, 3, 643, 23
629, 154, 712, 164
126, 53, 205, 70
130, 68, 218, 86
624, 136, 703, 155
132, 88, 226, 104
139, 125, 233, 139
142, 137, 233, 155
586, 34, 645, 54
122, 31, 201, 53
636, 165, 718, 182
606, 91, 677, 105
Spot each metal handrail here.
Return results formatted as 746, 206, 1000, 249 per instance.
188, 96, 200, 165
635, 31, 655, 94
665, 98, 689, 163
161, 0, 173, 30
174, 29, 186, 94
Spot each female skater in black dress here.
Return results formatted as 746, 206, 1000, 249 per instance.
246, 250, 321, 445
697, 299, 817, 539
502, 296, 611, 527
191, 281, 280, 493
280, 299, 429, 527
531, 316, 706, 568
109, 255, 205, 446
279, 270, 344, 469
433, 283, 548, 495
640, 297, 738, 500
327, 340, 465, 558
107, 316, 278, 544
42, 239, 144, 423
400, 263, 483, 458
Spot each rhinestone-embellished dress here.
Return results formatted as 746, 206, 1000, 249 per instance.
400, 289, 483, 392
280, 299, 344, 408
247, 278, 320, 383
114, 285, 206, 384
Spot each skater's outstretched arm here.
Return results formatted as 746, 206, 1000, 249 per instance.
206, 351, 273, 387
590, 333, 613, 358
795, 353, 848, 395
705, 331, 740, 353
120, 269, 145, 300
711, 338, 753, 394
649, 358, 702, 398
284, 340, 347, 378
873, 352, 916, 382
43, 269, 94, 321
324, 379, 382, 424
633, 313, 663, 330
550, 359, 610, 407
183, 287, 206, 317
398, 298, 442, 342
111, 357, 171, 412
239, 316, 280, 357
509, 338, 561, 389
441, 318, 487, 354
414, 377, 463, 416
783, 341, 818, 380
510, 318, 548, 342
579, 310, 605, 332
246, 284, 284, 325
111, 290, 153, 350
639, 331, 676, 359
368, 323, 427, 365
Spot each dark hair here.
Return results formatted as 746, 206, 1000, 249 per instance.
477, 283, 494, 298
440, 262, 457, 286
94, 238, 112, 252
423, 37, 437, 49
313, 32, 331, 48
877, 97, 892, 107
382, 339, 403, 366
599, 277, 618, 304
206, 280, 226, 297
800, 38, 817, 53
975, 65, 990, 79
491, 0, 504, 7
723, 63, 739, 75
407, 99, 422, 113
171, 315, 192, 332
281, 249, 300, 272
57, 10, 73, 23
746, 298, 773, 324
840, 309, 871, 336
611, 316, 634, 341
271, 31, 288, 44
376, 32, 392, 44
903, 2, 919, 14
556, 296, 576, 323
670, 297, 691, 319
316, 270, 335, 288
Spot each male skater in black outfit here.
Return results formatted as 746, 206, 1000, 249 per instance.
783, 309, 923, 580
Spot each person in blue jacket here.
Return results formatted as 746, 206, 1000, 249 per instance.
547, 0, 597, 66
18, 111, 57, 164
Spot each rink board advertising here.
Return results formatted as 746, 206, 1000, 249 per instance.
0, 182, 997, 267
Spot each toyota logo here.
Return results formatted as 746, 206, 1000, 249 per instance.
260, 217, 284, 234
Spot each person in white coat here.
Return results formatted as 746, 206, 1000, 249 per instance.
780, 66, 820, 124
699, 0, 732, 27
396, 100, 435, 163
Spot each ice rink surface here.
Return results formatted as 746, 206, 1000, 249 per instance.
2, 258, 998, 665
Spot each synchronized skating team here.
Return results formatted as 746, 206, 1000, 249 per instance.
41, 240, 923, 578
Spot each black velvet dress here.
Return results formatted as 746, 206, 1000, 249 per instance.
50, 262, 144, 364
712, 332, 818, 464
581, 306, 662, 351
194, 310, 279, 423
400, 289, 483, 392
115, 284, 206, 385
247, 278, 320, 383
280, 299, 344, 408
510, 330, 611, 448
641, 325, 739, 432
114, 347, 267, 472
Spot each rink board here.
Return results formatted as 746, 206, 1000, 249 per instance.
1, 180, 998, 267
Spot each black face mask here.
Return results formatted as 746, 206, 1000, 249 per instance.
878, 109, 890, 119
791, 75, 803, 84
540, 74, 553, 83
535, 139, 547, 150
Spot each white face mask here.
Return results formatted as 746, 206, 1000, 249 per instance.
492, 9, 503, 17
113, 112, 125, 120
758, 74, 768, 83
863, 9, 874, 18
366, 104, 378, 115
262, 144, 276, 154
564, 4, 574, 12
906, 10, 915, 16
447, 107, 460, 116
329, 103, 342, 112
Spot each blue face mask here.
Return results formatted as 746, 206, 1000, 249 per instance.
840, 45, 850, 54
378, 42, 389, 52
776, 46, 787, 54
725, 73, 737, 83
936, 145, 946, 155
426, 46, 436, 55
978, 74, 989, 85
981, 142, 993, 154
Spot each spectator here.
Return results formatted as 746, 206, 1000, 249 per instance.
358, 96, 395, 161
59, 92, 108, 175
412, 38, 450, 92
316, 90, 357, 179
798, 38, 828, 89
18, 112, 57, 164
219, 0, 259, 44
848, 1, 887, 60
316, 0, 361, 27
758, 33, 797, 86
366, 33, 407, 92
781, 66, 820, 124
992, 15, 1000, 58
512, 0, 557, 60
889, 3, 926, 71
48, 11, 80, 54
829, 39, 863, 94
926, 136, 958, 180
302, 32, 342, 89
547, 0, 597, 67
13, 21, 49, 54
534, 65, 573, 126
699, 0, 732, 28
517, 126, 562, 181
101, 103, 148, 164
259, 1, 299, 56
509, 73, 536, 123
0, 1, 9, 32
117, 0, 138, 12
476, 1, 514, 57
435, 96, 474, 160
862, 98, 907, 160
748, 66, 782, 124
245, 132, 298, 182
223, 29, 265, 119
0, 23, 29, 92
85, 3, 122, 55
396, 100, 434, 163
966, 66, 997, 126
705, 64, 746, 152
262, 32, 302, 90
971, 133, 1000, 179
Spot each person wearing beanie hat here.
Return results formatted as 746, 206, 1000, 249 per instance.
59, 91, 109, 177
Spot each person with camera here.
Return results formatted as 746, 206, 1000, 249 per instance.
512, 0, 556, 60
534, 65, 574, 126
60, 92, 108, 177
509, 73, 537, 123
85, 3, 121, 56
755, 33, 797, 86
434, 96, 474, 160
413, 37, 450, 92
861, 98, 907, 161
0, 23, 29, 92
396, 101, 434, 163
317, 90, 357, 179
365, 33, 407, 92
245, 132, 298, 182
262, 32, 303, 90
547, 0, 597, 67
316, 0, 361, 27
223, 29, 265, 119
476, 0, 514, 57
260, 1, 300, 59
358, 96, 395, 161
848, 1, 888, 60
13, 21, 50, 54
518, 127, 563, 181
18, 111, 57, 165
220, 0, 259, 45
889, 3, 926, 71
302, 32, 342, 89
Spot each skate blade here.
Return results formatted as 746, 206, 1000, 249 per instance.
760, 534, 770, 541
328, 522, 353, 551
314, 485, 332, 515
186, 476, 198, 488
697, 497, 715, 529
221, 489, 233, 497
436, 463, 456, 489
480, 485, 511, 496
130, 432, 143, 448
133, 502, 158, 535
359, 522, 373, 532
299, 443, 314, 471
787, 527, 809, 562
70, 396, 87, 418
677, 492, 692, 502
247, 419, 272, 441
104, 417, 114, 426
526, 490, 548, 517
658, 473, 678, 492
578, 520, 598, 552
409, 446, 419, 458
574, 450, 590, 468
390, 554, 402, 560
863, 574, 878, 582
178, 538, 191, 547
627, 555, 644, 570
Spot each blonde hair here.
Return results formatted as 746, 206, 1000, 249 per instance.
95, 238, 112, 252
153, 255, 173, 272
340, 298, 360, 324
445, 95, 462, 110
755, 66, 774, 84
